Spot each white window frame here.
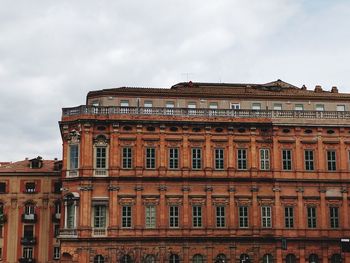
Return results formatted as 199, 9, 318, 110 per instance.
191, 148, 202, 170
168, 148, 179, 169
237, 149, 247, 170
252, 103, 261, 110
216, 206, 226, 228
327, 150, 337, 171
260, 149, 270, 170
122, 206, 132, 228
94, 143, 109, 177
330, 207, 339, 228
65, 201, 77, 229
23, 247, 33, 259
145, 147, 156, 169
169, 206, 179, 228
53, 246, 60, 259
294, 104, 304, 111
145, 205, 156, 229
315, 104, 325, 111
231, 103, 240, 110
239, 206, 249, 228
304, 149, 314, 171
214, 148, 224, 170
273, 103, 282, 110
307, 206, 317, 228
261, 206, 272, 228
285, 206, 294, 228
68, 144, 79, 177
192, 206, 202, 228
122, 147, 132, 169
282, 149, 292, 171
337, 105, 345, 111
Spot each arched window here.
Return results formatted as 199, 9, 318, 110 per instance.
285, 254, 296, 263
144, 254, 156, 263
94, 255, 104, 263
121, 254, 133, 263
308, 254, 319, 263
263, 254, 273, 263
240, 254, 250, 263
331, 254, 341, 263
193, 254, 204, 263
215, 254, 227, 263
169, 254, 180, 263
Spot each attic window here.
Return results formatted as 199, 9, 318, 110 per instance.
327, 129, 335, 134
147, 126, 155, 132
304, 129, 313, 134
282, 128, 291, 133
25, 182, 36, 193
123, 126, 132, 131
238, 127, 246, 133
192, 127, 201, 132
30, 157, 42, 169
97, 126, 106, 131
215, 127, 223, 133
169, 127, 178, 132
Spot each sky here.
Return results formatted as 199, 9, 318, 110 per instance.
0, 0, 350, 162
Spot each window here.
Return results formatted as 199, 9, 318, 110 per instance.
216, 206, 225, 228
309, 254, 319, 263
122, 147, 132, 169
231, 103, 240, 109
209, 102, 218, 109
23, 225, 34, 239
169, 254, 180, 263
331, 254, 342, 263
145, 148, 156, 169
327, 150, 337, 171
215, 254, 227, 263
53, 247, 60, 260
168, 148, 179, 169
169, 206, 179, 228
192, 148, 202, 170
94, 205, 106, 229
54, 224, 60, 237
263, 254, 273, 263
66, 201, 76, 229
330, 207, 339, 228
214, 148, 224, 170
315, 104, 325, 111
25, 203, 35, 216
95, 147, 107, 169
304, 150, 314, 171
69, 145, 79, 170
166, 101, 175, 115
188, 102, 196, 109
282, 149, 292, 171
94, 255, 105, 263
337, 105, 345, 111
120, 100, 129, 107
284, 207, 294, 228
120, 255, 132, 263
193, 254, 204, 263
295, 104, 304, 111
240, 254, 250, 263
252, 103, 261, 110
144, 255, 156, 263
237, 149, 247, 170
286, 254, 296, 263
55, 202, 61, 216
192, 206, 202, 228
144, 100, 153, 108
122, 206, 132, 228
25, 182, 36, 193
0, 182, 6, 193
23, 247, 33, 259
0, 203, 4, 222
239, 206, 249, 228
273, 103, 282, 110
145, 206, 156, 229
307, 207, 317, 228
0, 247, 2, 260
260, 149, 270, 170
261, 206, 272, 228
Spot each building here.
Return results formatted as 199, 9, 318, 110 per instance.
59, 80, 350, 263
0, 156, 62, 263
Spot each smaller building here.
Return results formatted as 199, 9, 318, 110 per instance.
0, 156, 62, 263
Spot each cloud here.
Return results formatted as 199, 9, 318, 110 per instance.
0, 0, 349, 161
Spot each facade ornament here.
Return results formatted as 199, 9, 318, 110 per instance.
296, 187, 304, 193
341, 187, 348, 193
108, 185, 120, 191
93, 134, 109, 146
67, 129, 81, 144
78, 185, 93, 191
158, 185, 167, 191
182, 186, 190, 192
228, 187, 235, 193
205, 186, 213, 192
272, 187, 281, 192
134, 186, 144, 191
250, 186, 259, 192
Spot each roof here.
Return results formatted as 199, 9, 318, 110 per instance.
86, 80, 349, 100
0, 159, 61, 173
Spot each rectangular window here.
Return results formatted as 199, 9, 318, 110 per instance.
231, 103, 240, 109
239, 206, 249, 228
94, 205, 106, 228
120, 100, 129, 107
216, 206, 225, 227
54, 224, 60, 237
237, 149, 247, 170
122, 147, 132, 169
261, 206, 272, 228
330, 207, 339, 228
145, 148, 156, 169
307, 207, 317, 228
168, 148, 179, 169
337, 105, 345, 111
327, 150, 337, 171
284, 207, 294, 228
192, 206, 202, 228
166, 101, 175, 114
192, 148, 202, 170
304, 150, 314, 171
95, 147, 107, 169
273, 103, 282, 110
53, 247, 60, 259
66, 203, 75, 229
23, 225, 34, 238
252, 103, 261, 110
295, 104, 304, 111
23, 247, 33, 259
69, 145, 79, 169
215, 148, 224, 170
188, 102, 196, 109
0, 182, 6, 193
260, 149, 270, 170
122, 206, 132, 228
209, 102, 218, 109
145, 206, 156, 229
315, 104, 325, 111
144, 100, 153, 108
282, 149, 292, 171
169, 206, 179, 228
25, 182, 36, 193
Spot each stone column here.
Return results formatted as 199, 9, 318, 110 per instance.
296, 187, 305, 236
319, 188, 327, 236
182, 186, 190, 231
341, 188, 349, 229
204, 126, 212, 177
79, 184, 93, 237
228, 186, 236, 235
108, 185, 120, 236
273, 186, 282, 237
159, 185, 167, 235
135, 185, 144, 230
206, 186, 213, 235
135, 125, 143, 176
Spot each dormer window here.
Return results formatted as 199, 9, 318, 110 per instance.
25, 182, 36, 193
29, 157, 42, 169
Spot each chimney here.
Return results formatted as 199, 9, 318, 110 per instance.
314, 85, 323, 93
331, 86, 338, 93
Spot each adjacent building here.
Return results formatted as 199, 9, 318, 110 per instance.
0, 157, 62, 263
59, 80, 350, 263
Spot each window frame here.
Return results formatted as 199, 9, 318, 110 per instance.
260, 148, 270, 170
282, 149, 292, 171
214, 148, 224, 170
261, 206, 272, 228
327, 150, 337, 171
304, 149, 315, 171
191, 148, 202, 170
284, 206, 294, 228
307, 206, 317, 229
122, 147, 133, 169
121, 206, 132, 228
237, 148, 247, 170
330, 206, 339, 229
169, 206, 179, 228
145, 147, 156, 169
168, 148, 179, 170
239, 206, 249, 228
192, 206, 202, 228
216, 206, 226, 228
145, 205, 156, 229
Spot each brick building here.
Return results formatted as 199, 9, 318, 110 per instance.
59, 80, 350, 263
0, 156, 62, 263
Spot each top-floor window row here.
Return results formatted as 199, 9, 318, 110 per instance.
111, 100, 348, 112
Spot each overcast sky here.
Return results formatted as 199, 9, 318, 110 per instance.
0, 0, 350, 162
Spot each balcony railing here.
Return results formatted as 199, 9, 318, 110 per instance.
62, 105, 350, 120
21, 214, 37, 223
66, 170, 79, 177
18, 258, 36, 263
92, 227, 107, 237
21, 237, 36, 245
94, 169, 108, 177
52, 213, 61, 223
59, 228, 77, 237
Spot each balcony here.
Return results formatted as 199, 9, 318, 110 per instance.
21, 214, 37, 223
21, 237, 36, 245
59, 228, 77, 237
92, 227, 107, 237
62, 105, 350, 121
66, 169, 79, 177
0, 214, 7, 224
18, 258, 36, 263
52, 213, 61, 223
94, 169, 108, 177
